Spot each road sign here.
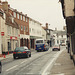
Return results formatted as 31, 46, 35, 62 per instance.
1, 32, 4, 36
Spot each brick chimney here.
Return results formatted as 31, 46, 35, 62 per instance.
2, 1, 8, 13
46, 23, 48, 29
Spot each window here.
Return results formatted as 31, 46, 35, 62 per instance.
26, 27, 28, 32
24, 26, 25, 31
13, 12, 16, 18
21, 15, 22, 20
26, 17, 27, 22
21, 25, 23, 31
12, 18, 14, 23
12, 28, 14, 35
17, 13, 19, 19
29, 28, 31, 32
16, 29, 18, 36
23, 16, 25, 21
7, 26, 11, 35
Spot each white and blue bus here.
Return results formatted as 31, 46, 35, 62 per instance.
35, 39, 49, 52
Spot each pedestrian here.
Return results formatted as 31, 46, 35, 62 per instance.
68, 42, 70, 53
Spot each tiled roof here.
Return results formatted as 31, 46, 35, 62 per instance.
5, 12, 19, 29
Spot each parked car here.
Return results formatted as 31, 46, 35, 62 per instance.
13, 46, 31, 59
0, 61, 2, 73
61, 43, 66, 46
52, 45, 60, 51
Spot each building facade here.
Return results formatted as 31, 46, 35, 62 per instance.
60, 0, 75, 64
8, 4, 30, 49
0, 1, 20, 54
53, 30, 67, 45
29, 18, 42, 49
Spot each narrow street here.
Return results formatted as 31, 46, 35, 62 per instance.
0, 47, 65, 75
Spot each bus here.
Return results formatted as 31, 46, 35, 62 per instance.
35, 39, 49, 52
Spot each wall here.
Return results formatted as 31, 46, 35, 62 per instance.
65, 0, 74, 17
42, 28, 46, 40
29, 19, 42, 38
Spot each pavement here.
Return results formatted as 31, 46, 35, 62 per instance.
0, 54, 13, 61
49, 49, 75, 75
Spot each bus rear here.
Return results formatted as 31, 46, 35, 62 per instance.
35, 39, 45, 52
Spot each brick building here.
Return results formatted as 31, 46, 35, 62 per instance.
0, 1, 20, 54
7, 3, 30, 49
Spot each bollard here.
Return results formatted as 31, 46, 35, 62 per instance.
8, 51, 9, 55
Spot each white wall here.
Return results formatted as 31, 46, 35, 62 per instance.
29, 18, 42, 38
42, 28, 46, 40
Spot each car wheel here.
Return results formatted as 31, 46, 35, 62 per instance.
26, 54, 29, 58
13, 56, 16, 59
0, 65, 2, 73
37, 50, 39, 52
58, 49, 60, 51
29, 54, 31, 57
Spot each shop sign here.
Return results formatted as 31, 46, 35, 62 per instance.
1, 32, 4, 36
10, 36, 17, 40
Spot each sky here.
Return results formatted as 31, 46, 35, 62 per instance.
2, 0, 66, 30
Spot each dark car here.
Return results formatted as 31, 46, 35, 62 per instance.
52, 45, 60, 51
13, 46, 31, 59
0, 61, 2, 73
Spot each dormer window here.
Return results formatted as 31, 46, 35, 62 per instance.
3, 13, 6, 19
13, 12, 16, 18
12, 17, 14, 23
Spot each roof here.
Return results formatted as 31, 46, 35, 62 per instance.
53, 30, 67, 35
5, 12, 19, 29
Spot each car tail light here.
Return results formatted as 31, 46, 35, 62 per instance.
44, 45, 45, 48
23, 51, 26, 53
13, 52, 16, 54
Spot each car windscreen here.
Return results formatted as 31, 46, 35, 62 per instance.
15, 47, 25, 52
54, 45, 59, 47
36, 40, 43, 44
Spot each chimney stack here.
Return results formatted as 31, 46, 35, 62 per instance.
2, 1, 8, 13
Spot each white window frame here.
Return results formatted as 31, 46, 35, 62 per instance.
24, 26, 25, 31
17, 13, 19, 19
21, 25, 23, 31
26, 27, 28, 32
23, 16, 25, 21
21, 15, 22, 20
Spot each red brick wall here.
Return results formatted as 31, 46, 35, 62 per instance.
8, 9, 29, 35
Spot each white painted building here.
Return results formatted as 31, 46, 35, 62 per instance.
0, 8, 20, 54
29, 18, 42, 49
53, 30, 67, 45
42, 27, 46, 40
